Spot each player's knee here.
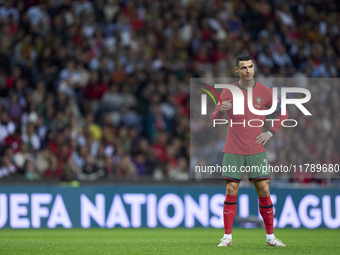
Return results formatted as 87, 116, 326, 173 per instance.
258, 186, 270, 197
263, 188, 270, 197
226, 183, 239, 195
254, 180, 270, 197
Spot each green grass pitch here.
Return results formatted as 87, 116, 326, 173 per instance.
0, 228, 339, 255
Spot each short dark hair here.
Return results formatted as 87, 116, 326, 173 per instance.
234, 54, 254, 67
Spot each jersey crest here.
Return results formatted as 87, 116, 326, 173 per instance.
255, 96, 262, 108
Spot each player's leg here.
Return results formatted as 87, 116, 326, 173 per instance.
254, 179, 285, 247
247, 152, 285, 246
224, 180, 239, 234
253, 179, 273, 238
218, 180, 239, 247
218, 153, 244, 247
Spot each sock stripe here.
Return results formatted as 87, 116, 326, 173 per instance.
224, 201, 237, 205
259, 204, 273, 209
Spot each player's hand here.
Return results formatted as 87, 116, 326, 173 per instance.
256, 132, 271, 145
219, 100, 232, 114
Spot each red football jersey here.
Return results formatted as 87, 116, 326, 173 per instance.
211, 81, 288, 155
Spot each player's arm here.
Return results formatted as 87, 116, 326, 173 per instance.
268, 98, 289, 135
256, 90, 289, 145
211, 89, 232, 121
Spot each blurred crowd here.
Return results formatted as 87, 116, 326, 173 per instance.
0, 0, 338, 185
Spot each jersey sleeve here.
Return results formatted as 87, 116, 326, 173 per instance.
211, 89, 231, 122
266, 87, 289, 135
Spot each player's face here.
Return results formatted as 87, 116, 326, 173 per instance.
235, 60, 255, 80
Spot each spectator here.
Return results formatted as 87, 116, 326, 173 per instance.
73, 144, 87, 169
58, 60, 81, 97
169, 157, 189, 181
116, 154, 136, 179
147, 105, 170, 140
31, 81, 46, 105
0, 155, 16, 178
0, 111, 15, 143
26, 2, 49, 26
13, 34, 36, 68
0, 0, 19, 22
132, 153, 146, 177
104, 0, 120, 23
61, 157, 79, 182
100, 84, 123, 112
13, 142, 34, 173
84, 113, 102, 142
6, 93, 23, 122
22, 122, 40, 151
36, 147, 50, 176
4, 127, 22, 153
74, 0, 94, 16
78, 154, 105, 181
5, 66, 21, 90
82, 70, 108, 113
23, 158, 40, 180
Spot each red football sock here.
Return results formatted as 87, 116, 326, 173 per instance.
259, 196, 274, 234
223, 194, 237, 235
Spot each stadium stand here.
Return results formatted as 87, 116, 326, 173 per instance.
0, 0, 338, 187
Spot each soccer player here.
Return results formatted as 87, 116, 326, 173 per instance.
211, 54, 287, 247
